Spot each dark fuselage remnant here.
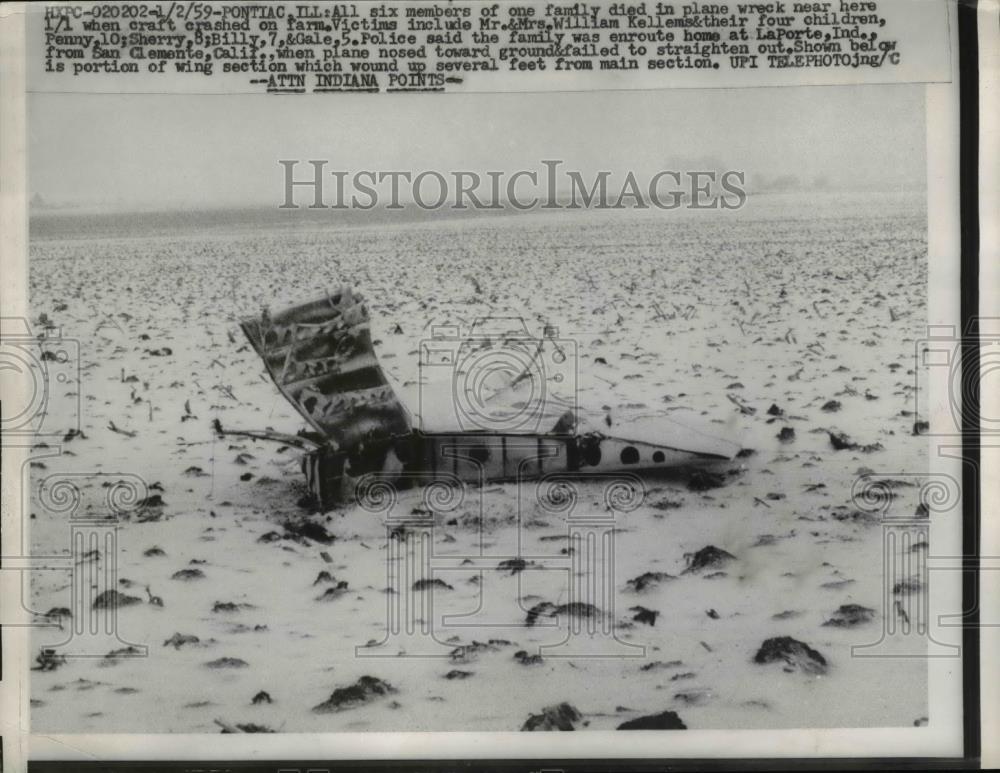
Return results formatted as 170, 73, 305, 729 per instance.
239, 286, 740, 511
303, 427, 735, 511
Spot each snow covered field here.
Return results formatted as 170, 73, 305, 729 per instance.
27, 191, 930, 733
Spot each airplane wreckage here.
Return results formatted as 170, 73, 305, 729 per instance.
226, 287, 741, 510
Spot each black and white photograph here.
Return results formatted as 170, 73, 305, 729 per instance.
0, 0, 992, 768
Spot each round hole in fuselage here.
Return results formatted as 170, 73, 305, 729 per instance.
620, 446, 639, 465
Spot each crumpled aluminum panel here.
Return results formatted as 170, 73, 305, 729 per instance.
241, 286, 411, 450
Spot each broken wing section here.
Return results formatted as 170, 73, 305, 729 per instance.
240, 287, 411, 451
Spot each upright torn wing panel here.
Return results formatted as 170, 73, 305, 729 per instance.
240, 287, 411, 450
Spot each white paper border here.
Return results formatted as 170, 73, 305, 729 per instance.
0, 0, 979, 766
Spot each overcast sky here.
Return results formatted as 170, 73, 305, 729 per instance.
29, 85, 926, 211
